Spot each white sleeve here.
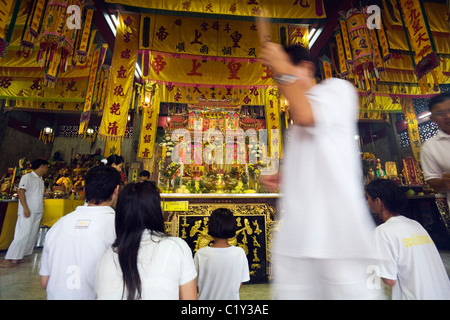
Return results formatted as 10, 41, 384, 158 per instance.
39, 243, 50, 276
420, 143, 443, 180
374, 227, 398, 280
178, 239, 197, 285
18, 174, 30, 190
240, 249, 250, 283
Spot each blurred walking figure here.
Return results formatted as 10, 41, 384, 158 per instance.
260, 42, 383, 299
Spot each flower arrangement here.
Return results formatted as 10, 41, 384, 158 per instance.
361, 152, 376, 175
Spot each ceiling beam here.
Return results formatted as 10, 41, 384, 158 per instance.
93, 0, 116, 52
310, 0, 353, 59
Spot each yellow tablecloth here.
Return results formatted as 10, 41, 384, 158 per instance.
0, 199, 85, 250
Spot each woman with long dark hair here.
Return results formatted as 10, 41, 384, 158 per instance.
95, 181, 197, 300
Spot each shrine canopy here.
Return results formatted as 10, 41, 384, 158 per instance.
105, 0, 327, 21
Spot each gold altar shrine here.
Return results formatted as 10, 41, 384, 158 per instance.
161, 193, 279, 283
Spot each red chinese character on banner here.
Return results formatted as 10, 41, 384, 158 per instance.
143, 135, 152, 143
117, 66, 127, 78
123, 16, 132, 27
227, 62, 242, 80
156, 26, 169, 41
415, 32, 429, 48
142, 148, 150, 157
108, 121, 119, 135
408, 8, 421, 25
187, 59, 203, 76
205, 3, 213, 12
230, 31, 243, 48
121, 49, 131, 59
190, 30, 203, 45
151, 55, 166, 75
261, 65, 273, 80
123, 32, 132, 43
114, 85, 125, 96
293, 0, 310, 7
0, 77, 13, 88
110, 102, 121, 115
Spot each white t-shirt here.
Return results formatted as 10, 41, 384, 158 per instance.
420, 130, 450, 210
95, 231, 197, 300
194, 246, 250, 300
275, 78, 377, 259
39, 205, 116, 300
374, 215, 450, 300
18, 171, 44, 214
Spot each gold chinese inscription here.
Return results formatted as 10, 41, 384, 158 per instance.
165, 203, 277, 282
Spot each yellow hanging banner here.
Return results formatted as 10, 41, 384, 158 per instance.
0, 0, 15, 39
140, 14, 284, 59
138, 85, 161, 159
264, 86, 282, 159
339, 19, 353, 63
401, 98, 421, 161
99, 13, 139, 140
398, 0, 444, 93
79, 44, 108, 135
335, 32, 348, 77
104, 138, 122, 158
288, 26, 309, 47
148, 53, 274, 88
105, 0, 326, 19
159, 84, 266, 105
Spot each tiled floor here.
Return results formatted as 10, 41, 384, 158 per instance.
1, 248, 449, 300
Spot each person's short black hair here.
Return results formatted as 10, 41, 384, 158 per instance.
208, 208, 237, 239
31, 158, 49, 170
428, 92, 450, 112
102, 154, 124, 166
139, 170, 150, 178
366, 179, 408, 214
284, 44, 312, 65
85, 165, 121, 205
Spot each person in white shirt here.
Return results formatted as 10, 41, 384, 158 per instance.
260, 43, 383, 299
194, 208, 250, 300
420, 93, 450, 211
367, 178, 450, 300
39, 165, 122, 299
95, 181, 197, 300
0, 159, 48, 268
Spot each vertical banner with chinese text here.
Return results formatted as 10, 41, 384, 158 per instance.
99, 13, 139, 147
138, 84, 161, 160
401, 98, 421, 161
264, 87, 282, 159
398, 0, 444, 94
79, 43, 108, 135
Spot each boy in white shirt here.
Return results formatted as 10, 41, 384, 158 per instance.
194, 208, 250, 300
366, 179, 450, 300
39, 165, 122, 299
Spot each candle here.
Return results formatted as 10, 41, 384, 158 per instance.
10, 167, 17, 192
162, 144, 166, 158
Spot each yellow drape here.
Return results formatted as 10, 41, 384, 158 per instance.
99, 13, 139, 139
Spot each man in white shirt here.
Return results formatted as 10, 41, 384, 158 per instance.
420, 93, 450, 211
39, 165, 122, 299
0, 159, 48, 268
260, 43, 383, 299
367, 179, 450, 299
